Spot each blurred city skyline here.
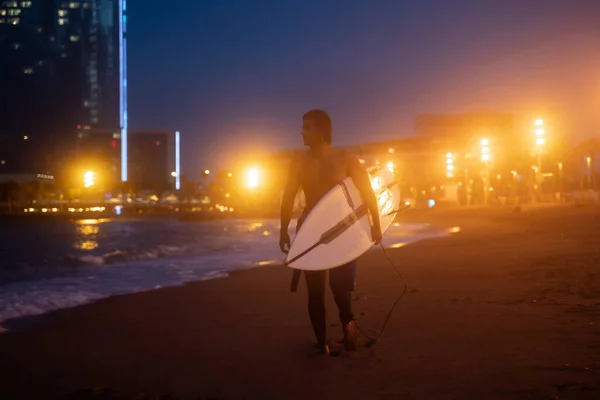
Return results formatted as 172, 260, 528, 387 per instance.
129, 0, 600, 175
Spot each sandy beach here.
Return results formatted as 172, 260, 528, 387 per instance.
1, 205, 600, 399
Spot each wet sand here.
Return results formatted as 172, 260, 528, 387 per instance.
1, 205, 600, 399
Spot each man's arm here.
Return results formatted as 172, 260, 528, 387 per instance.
347, 153, 381, 230
280, 155, 302, 235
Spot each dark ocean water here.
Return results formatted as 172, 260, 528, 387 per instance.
0, 216, 451, 330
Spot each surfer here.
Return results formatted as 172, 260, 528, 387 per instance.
279, 109, 383, 355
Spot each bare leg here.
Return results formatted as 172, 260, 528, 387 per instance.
330, 261, 358, 350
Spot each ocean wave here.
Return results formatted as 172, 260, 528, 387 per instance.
0, 222, 453, 331
64, 245, 192, 267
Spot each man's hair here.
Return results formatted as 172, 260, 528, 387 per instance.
303, 109, 332, 144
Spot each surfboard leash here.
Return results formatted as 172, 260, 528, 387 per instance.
355, 241, 408, 347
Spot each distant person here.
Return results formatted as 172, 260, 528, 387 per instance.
457, 182, 467, 206
279, 109, 382, 355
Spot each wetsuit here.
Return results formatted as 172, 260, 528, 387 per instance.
296, 210, 356, 346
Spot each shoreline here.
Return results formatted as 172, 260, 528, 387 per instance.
1, 205, 599, 399
0, 202, 577, 226
0, 219, 453, 333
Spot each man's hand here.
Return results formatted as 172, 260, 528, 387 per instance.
279, 231, 291, 254
371, 224, 383, 244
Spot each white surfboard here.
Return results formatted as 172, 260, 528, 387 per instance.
285, 166, 401, 271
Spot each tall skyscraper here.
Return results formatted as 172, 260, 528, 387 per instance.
0, 0, 127, 182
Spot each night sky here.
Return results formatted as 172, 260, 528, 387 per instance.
128, 0, 600, 177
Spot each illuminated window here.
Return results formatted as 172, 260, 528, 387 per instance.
0, 9, 5, 15
0, 18, 5, 23
2, 2, 18, 7
0, 160, 5, 165
21, 1, 31, 7
69, 2, 79, 8
13, 42, 19, 49
58, 17, 68, 25
58, 9, 67, 16
69, 35, 79, 42
7, 7, 19, 15
23, 67, 33, 74
8, 16, 18, 24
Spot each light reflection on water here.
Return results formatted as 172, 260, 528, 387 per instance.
73, 218, 109, 251
256, 259, 280, 266
247, 222, 264, 232
386, 225, 462, 249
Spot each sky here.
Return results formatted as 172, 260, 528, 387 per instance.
127, 0, 600, 177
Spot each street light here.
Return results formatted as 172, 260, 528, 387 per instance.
445, 152, 454, 178
586, 156, 592, 190
386, 161, 394, 174
246, 168, 259, 188
535, 125, 545, 146
534, 119, 545, 199
83, 171, 95, 188
480, 139, 491, 204
534, 119, 545, 150
204, 169, 210, 175
558, 162, 563, 202
480, 138, 490, 163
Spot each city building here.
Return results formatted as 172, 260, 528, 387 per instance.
128, 131, 180, 193
75, 129, 180, 193
0, 0, 127, 181
413, 112, 523, 169
230, 136, 444, 212
414, 112, 515, 142
73, 126, 121, 190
